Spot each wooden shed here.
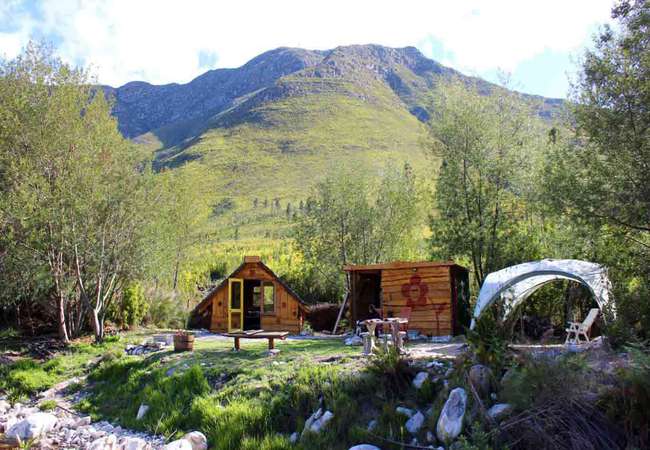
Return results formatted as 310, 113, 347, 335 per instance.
192, 256, 308, 333
344, 261, 470, 336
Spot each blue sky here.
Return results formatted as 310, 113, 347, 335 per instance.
0, 0, 613, 98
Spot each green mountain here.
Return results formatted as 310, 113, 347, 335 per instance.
104, 44, 563, 250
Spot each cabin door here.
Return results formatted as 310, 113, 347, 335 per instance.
228, 278, 244, 332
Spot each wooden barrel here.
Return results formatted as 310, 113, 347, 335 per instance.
173, 334, 195, 352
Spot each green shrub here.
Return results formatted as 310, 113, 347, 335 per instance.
501, 354, 588, 410
366, 347, 413, 396
0, 359, 58, 401
39, 399, 57, 411
108, 282, 149, 329
467, 314, 510, 373
599, 345, 650, 448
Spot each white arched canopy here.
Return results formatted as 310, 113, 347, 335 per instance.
470, 259, 613, 329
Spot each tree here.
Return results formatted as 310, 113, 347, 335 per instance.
0, 43, 155, 342
293, 165, 422, 297
547, 0, 649, 242
542, 0, 650, 340
428, 79, 545, 287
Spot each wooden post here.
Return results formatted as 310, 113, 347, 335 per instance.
234, 337, 240, 351
332, 291, 349, 335
268, 338, 275, 350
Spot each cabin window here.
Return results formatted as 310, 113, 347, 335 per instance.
263, 282, 275, 314
253, 286, 261, 307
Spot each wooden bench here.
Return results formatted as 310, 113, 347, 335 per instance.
223, 330, 290, 351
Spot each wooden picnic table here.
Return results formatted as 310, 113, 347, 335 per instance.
223, 330, 289, 351
360, 318, 409, 354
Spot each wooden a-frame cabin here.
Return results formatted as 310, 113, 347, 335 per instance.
192, 256, 308, 333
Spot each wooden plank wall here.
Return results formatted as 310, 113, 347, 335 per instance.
209, 262, 303, 333
380, 266, 453, 336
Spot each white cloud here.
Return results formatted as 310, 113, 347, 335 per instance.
0, 0, 613, 91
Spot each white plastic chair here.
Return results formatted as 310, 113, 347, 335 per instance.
565, 308, 599, 344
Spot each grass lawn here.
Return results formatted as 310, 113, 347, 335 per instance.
80, 336, 447, 450
1, 334, 451, 450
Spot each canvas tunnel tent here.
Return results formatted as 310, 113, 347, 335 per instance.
470, 259, 613, 329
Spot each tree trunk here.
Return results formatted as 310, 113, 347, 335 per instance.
57, 294, 70, 343
90, 308, 103, 343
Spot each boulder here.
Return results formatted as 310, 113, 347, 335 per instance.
88, 434, 118, 450
412, 372, 429, 389
436, 387, 467, 444
122, 437, 149, 450
405, 411, 425, 434
76, 416, 92, 427
395, 406, 415, 418
163, 439, 193, 450
302, 408, 323, 435
348, 446, 381, 450
0, 399, 10, 414
136, 404, 150, 420
487, 403, 513, 422
344, 335, 363, 346
310, 410, 334, 433
5, 412, 58, 441
468, 364, 492, 397
182, 431, 208, 450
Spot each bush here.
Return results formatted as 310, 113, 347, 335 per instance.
467, 314, 510, 373
145, 290, 188, 329
0, 358, 60, 401
599, 345, 650, 448
39, 399, 57, 411
501, 354, 588, 410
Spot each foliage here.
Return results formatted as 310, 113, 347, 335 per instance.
38, 399, 57, 411
428, 78, 547, 288
0, 42, 159, 342
599, 345, 650, 447
366, 346, 414, 396
500, 353, 589, 411
293, 164, 423, 296
0, 358, 61, 401
466, 314, 510, 373
108, 283, 149, 329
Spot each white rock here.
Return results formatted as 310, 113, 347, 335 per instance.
367, 419, 377, 431
76, 415, 92, 427
487, 403, 513, 422
136, 404, 150, 420
405, 411, 425, 434
5, 412, 58, 441
349, 446, 381, 450
395, 406, 415, 418
344, 335, 363, 346
0, 400, 11, 414
310, 410, 334, 433
163, 438, 193, 450
289, 431, 299, 443
413, 372, 429, 389
88, 434, 118, 450
426, 431, 435, 443
426, 361, 444, 369
302, 408, 323, 435
182, 431, 208, 450
436, 387, 467, 444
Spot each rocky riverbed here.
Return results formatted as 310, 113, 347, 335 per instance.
0, 377, 206, 450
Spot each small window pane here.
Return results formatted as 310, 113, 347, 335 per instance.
231, 282, 241, 309
253, 285, 261, 307
263, 283, 275, 313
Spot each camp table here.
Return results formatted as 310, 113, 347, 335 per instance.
223, 330, 289, 351
360, 318, 409, 354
